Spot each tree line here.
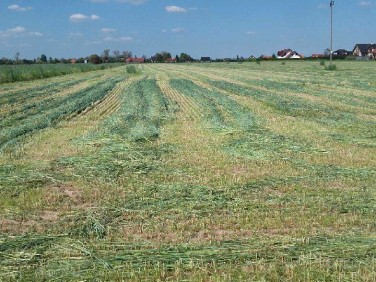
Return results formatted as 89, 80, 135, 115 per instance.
0, 49, 196, 65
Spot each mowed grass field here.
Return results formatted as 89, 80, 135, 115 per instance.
0, 61, 375, 281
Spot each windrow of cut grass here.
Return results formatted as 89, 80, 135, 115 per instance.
0, 62, 375, 281
162, 63, 376, 148
1, 234, 376, 281
0, 76, 123, 152
169, 78, 329, 160
54, 78, 178, 183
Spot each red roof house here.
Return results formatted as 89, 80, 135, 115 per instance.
125, 57, 145, 64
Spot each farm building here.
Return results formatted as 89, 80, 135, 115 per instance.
333, 49, 352, 57
165, 58, 177, 63
125, 57, 145, 64
201, 57, 211, 62
312, 54, 325, 58
353, 44, 376, 59
277, 49, 303, 59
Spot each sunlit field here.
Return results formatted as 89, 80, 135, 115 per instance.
0, 61, 375, 281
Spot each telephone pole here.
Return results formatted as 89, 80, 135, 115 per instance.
330, 1, 334, 66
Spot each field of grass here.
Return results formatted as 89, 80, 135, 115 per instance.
0, 63, 123, 84
0, 61, 375, 281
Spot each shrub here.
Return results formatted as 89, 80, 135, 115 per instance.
126, 65, 138, 74
325, 64, 337, 71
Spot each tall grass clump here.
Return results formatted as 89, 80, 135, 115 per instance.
325, 64, 337, 71
126, 65, 139, 74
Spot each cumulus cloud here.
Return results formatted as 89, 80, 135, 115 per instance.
8, 4, 32, 12
166, 6, 187, 13
70, 13, 100, 22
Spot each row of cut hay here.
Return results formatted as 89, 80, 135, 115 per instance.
155, 73, 201, 119
0, 76, 123, 151
83, 76, 142, 119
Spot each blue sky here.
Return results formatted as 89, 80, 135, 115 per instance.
1, 0, 375, 59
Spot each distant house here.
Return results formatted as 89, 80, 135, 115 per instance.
277, 49, 303, 59
367, 44, 376, 59
353, 44, 376, 59
165, 57, 177, 63
71, 58, 77, 64
201, 57, 211, 62
312, 54, 325, 58
333, 49, 352, 57
125, 57, 145, 64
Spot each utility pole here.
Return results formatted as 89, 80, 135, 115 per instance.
330, 0, 334, 66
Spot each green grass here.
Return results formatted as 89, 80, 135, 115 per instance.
0, 63, 123, 84
0, 62, 375, 281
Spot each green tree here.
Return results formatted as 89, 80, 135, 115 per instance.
102, 49, 110, 63
89, 54, 101, 64
179, 53, 193, 62
154, 53, 164, 63
40, 54, 47, 63
161, 51, 171, 61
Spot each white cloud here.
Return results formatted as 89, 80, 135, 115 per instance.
161, 29, 167, 33
70, 14, 89, 22
358, 1, 372, 6
0, 27, 42, 39
171, 27, 185, 33
8, 26, 26, 33
166, 6, 187, 13
104, 36, 133, 42
28, 32, 43, 37
70, 14, 100, 22
119, 36, 133, 41
101, 28, 116, 33
8, 4, 32, 12
246, 31, 256, 35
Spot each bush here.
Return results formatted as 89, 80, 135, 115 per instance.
320, 60, 326, 66
325, 64, 337, 71
126, 65, 138, 74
